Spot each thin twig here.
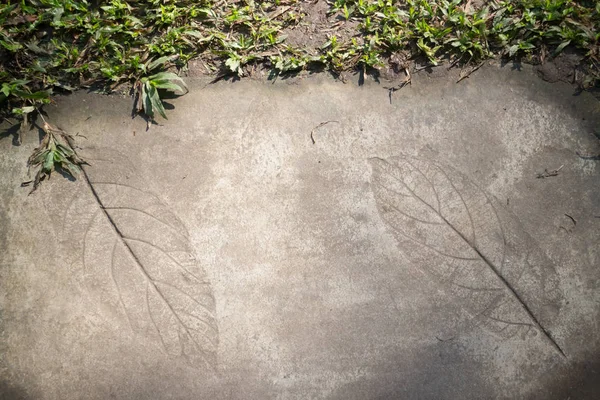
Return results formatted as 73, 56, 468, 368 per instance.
385, 80, 410, 104
385, 67, 411, 104
536, 165, 564, 179
448, 55, 463, 70
310, 120, 339, 144
322, 21, 344, 33
268, 6, 291, 21
564, 214, 576, 226
36, 109, 48, 125
457, 61, 484, 83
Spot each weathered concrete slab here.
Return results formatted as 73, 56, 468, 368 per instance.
1, 63, 599, 399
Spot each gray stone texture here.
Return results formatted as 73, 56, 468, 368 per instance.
1, 63, 599, 399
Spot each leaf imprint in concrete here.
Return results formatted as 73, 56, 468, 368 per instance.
369, 156, 565, 357
63, 150, 218, 369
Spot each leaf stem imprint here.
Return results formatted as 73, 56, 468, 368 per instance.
370, 157, 566, 358
79, 163, 217, 369
441, 209, 566, 358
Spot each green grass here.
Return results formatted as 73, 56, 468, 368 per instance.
327, 0, 599, 70
1, 0, 599, 188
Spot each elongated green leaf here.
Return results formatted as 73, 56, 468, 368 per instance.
7, 79, 30, 86
12, 89, 50, 100
32, 150, 47, 164
152, 81, 186, 92
63, 161, 81, 177
27, 42, 50, 55
143, 82, 153, 117
54, 150, 66, 163
184, 30, 204, 38
148, 71, 187, 87
147, 84, 167, 119
57, 143, 75, 157
147, 55, 178, 71
43, 150, 54, 172
147, 56, 171, 71
553, 40, 571, 56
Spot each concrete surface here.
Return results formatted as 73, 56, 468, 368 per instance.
1, 63, 599, 399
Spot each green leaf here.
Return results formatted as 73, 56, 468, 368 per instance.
12, 90, 50, 100
152, 81, 186, 92
148, 71, 187, 88
553, 40, 570, 56
225, 57, 241, 74
51, 7, 64, 24
519, 42, 535, 50
147, 56, 170, 71
63, 161, 81, 177
8, 79, 30, 87
184, 30, 204, 39
43, 150, 54, 172
147, 84, 168, 120
147, 55, 178, 71
26, 42, 50, 55
56, 143, 75, 157
53, 150, 66, 163
143, 83, 153, 117
0, 39, 22, 52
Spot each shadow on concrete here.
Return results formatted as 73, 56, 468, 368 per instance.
544, 357, 600, 400
328, 348, 600, 400
0, 380, 30, 400
0, 122, 21, 146
327, 342, 494, 400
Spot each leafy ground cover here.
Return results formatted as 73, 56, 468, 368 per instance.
1, 0, 599, 189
